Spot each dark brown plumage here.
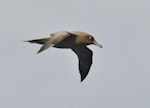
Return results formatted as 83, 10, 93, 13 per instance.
25, 31, 102, 82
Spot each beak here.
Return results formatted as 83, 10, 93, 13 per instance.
93, 40, 103, 48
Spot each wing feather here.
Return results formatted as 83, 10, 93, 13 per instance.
72, 47, 93, 82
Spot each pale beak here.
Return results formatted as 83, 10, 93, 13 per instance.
93, 40, 103, 48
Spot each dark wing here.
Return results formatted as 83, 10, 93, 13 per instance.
72, 46, 93, 82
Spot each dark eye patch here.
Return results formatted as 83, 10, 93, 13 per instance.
89, 36, 94, 41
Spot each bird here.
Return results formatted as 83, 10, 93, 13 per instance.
25, 31, 103, 82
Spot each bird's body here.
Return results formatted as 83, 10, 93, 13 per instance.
25, 31, 102, 82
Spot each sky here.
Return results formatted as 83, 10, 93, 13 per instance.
0, 0, 150, 108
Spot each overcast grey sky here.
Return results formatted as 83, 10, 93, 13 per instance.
0, 0, 150, 108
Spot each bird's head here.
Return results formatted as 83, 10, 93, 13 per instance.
86, 35, 103, 48
69, 31, 103, 48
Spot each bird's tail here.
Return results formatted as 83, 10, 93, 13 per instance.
24, 37, 54, 54
24, 38, 49, 44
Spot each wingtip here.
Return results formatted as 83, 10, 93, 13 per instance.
37, 49, 42, 54
80, 76, 86, 82
81, 79, 84, 82
36, 51, 40, 54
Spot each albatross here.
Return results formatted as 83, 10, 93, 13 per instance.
25, 31, 103, 82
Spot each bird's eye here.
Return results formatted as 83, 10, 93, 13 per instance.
89, 36, 94, 41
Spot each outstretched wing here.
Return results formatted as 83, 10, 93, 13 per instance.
72, 46, 93, 82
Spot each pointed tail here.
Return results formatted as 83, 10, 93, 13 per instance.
24, 38, 49, 44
